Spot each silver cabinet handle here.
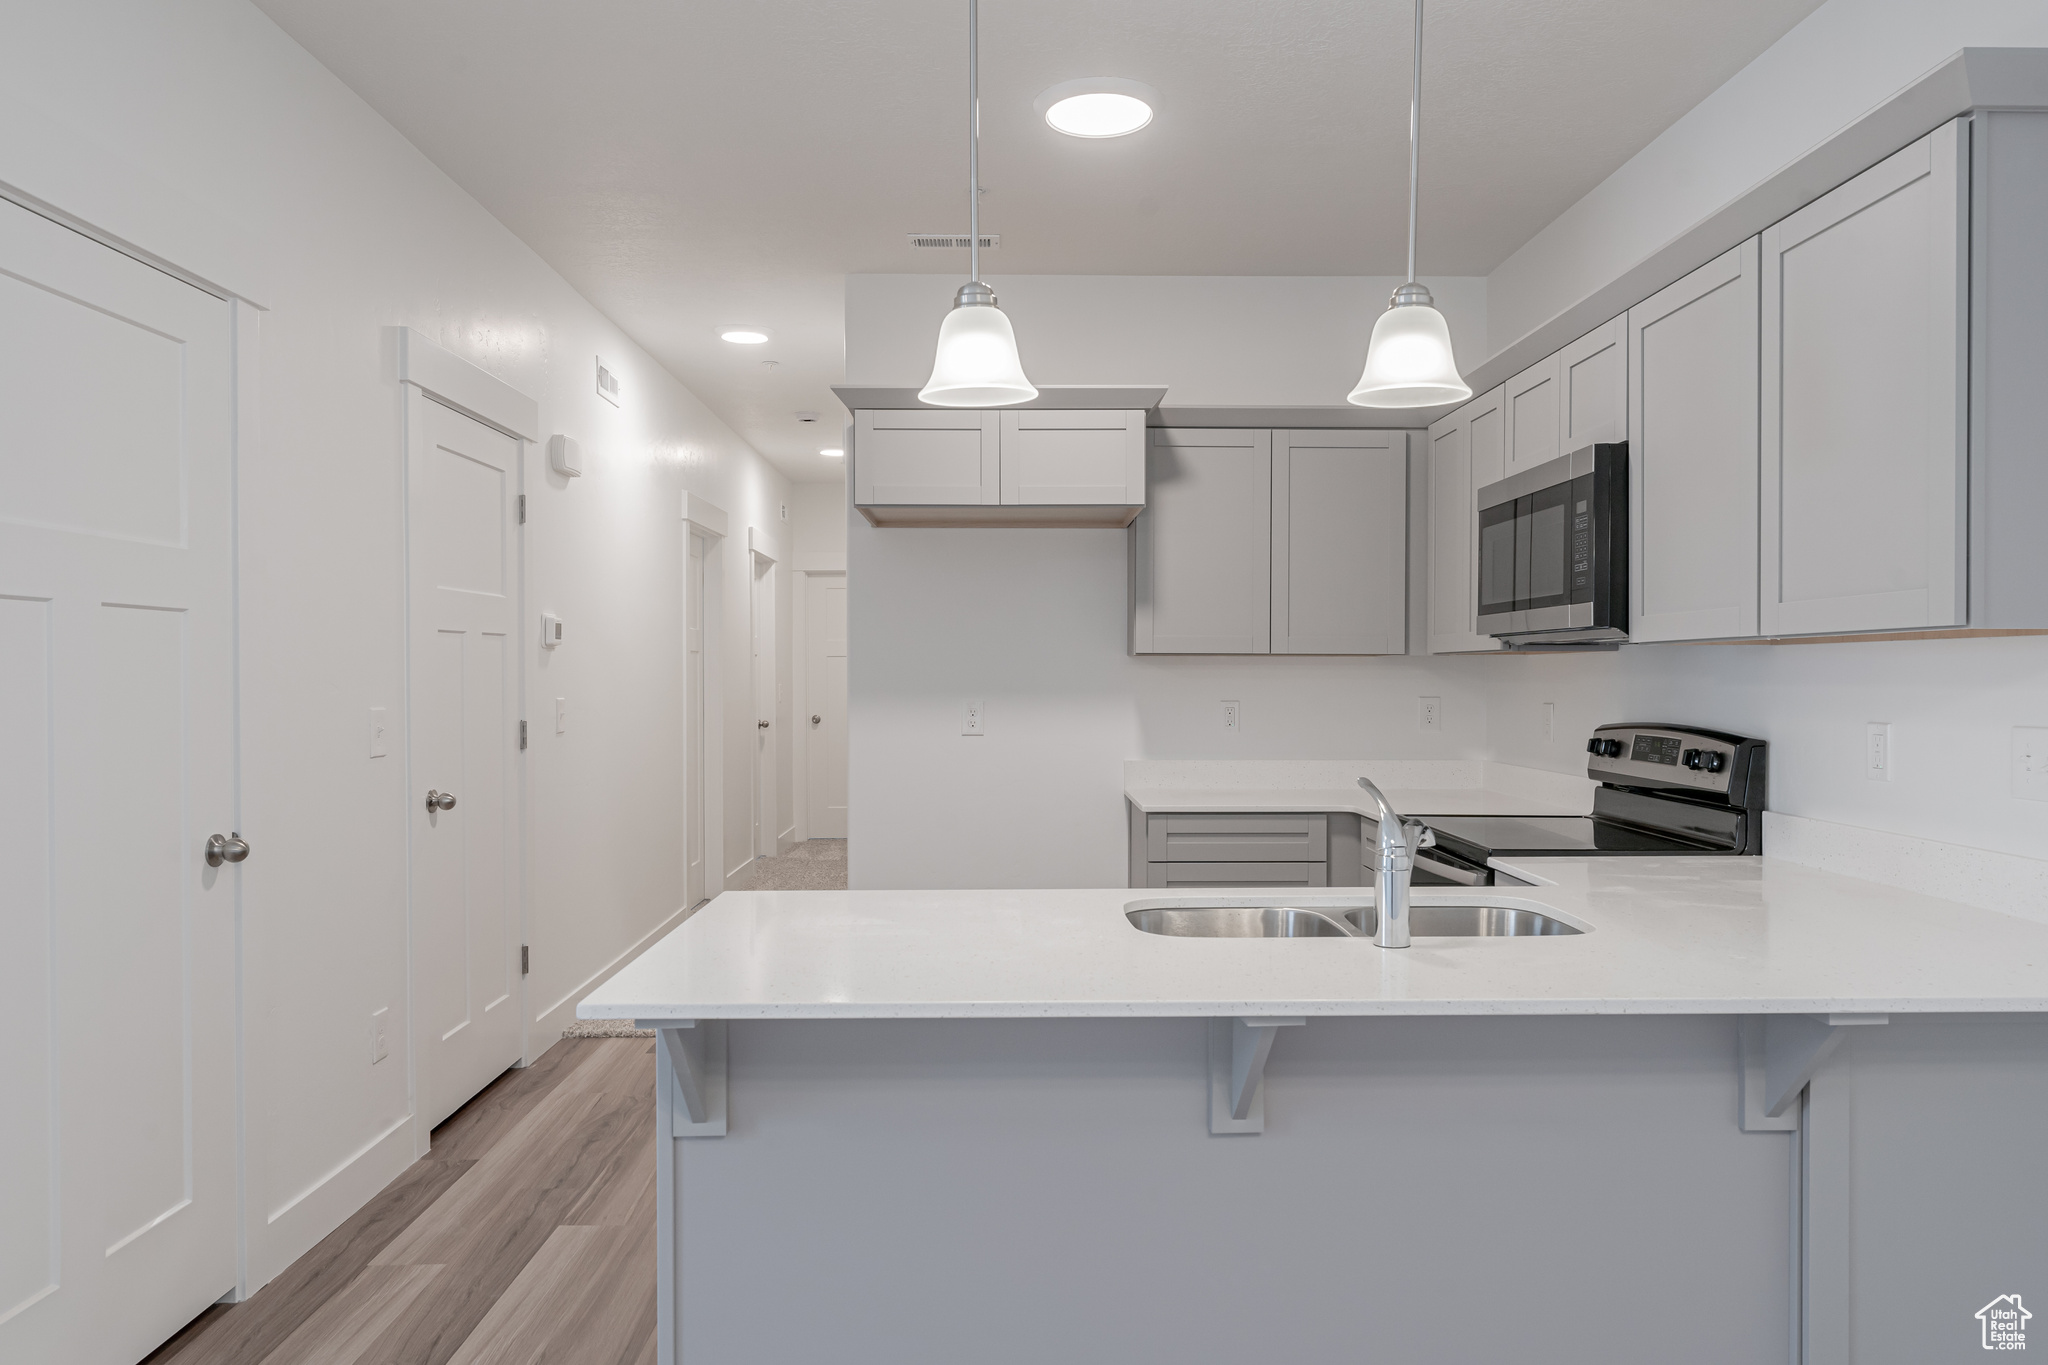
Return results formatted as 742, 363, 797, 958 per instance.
757, 720, 770, 729
426, 789, 457, 812
205, 833, 251, 867
811, 714, 821, 725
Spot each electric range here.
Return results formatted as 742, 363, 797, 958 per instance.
1414, 723, 1767, 886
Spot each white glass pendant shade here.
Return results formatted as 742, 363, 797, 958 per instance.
1348, 297, 1471, 408
919, 295, 1038, 407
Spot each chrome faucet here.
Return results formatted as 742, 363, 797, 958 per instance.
1356, 778, 1434, 948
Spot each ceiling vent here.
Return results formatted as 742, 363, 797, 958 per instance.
908, 233, 1000, 250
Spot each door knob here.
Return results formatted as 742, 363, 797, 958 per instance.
757, 720, 770, 729
205, 833, 251, 867
811, 714, 821, 725
426, 789, 457, 812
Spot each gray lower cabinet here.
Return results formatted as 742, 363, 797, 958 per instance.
1128, 807, 1364, 888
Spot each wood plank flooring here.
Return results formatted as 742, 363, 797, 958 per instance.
143, 1039, 656, 1365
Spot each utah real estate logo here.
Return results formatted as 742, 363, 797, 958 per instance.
1978, 1295, 2030, 1351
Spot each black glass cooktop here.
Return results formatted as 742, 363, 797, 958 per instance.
1424, 815, 1720, 859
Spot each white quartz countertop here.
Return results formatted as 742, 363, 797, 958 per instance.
1121, 759, 1594, 818
1125, 785, 1589, 817
579, 857, 2048, 1021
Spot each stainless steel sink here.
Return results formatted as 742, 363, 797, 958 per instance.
1125, 905, 1355, 938
1124, 901, 1583, 939
1343, 904, 1582, 938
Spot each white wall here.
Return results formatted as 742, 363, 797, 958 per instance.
792, 480, 849, 568
848, 520, 1492, 888
1, 0, 789, 1295
1486, 0, 2048, 351
1480, 634, 2048, 864
847, 274, 1488, 404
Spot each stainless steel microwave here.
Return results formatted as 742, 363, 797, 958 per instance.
1476, 443, 1628, 647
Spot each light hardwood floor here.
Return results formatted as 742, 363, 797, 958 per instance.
144, 1039, 656, 1365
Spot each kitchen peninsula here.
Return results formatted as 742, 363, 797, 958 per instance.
582, 860, 2048, 1365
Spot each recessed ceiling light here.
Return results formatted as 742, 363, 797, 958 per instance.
720, 328, 770, 345
819, 448, 844, 458
1035, 78, 1157, 138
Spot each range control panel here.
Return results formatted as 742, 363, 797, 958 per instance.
1583, 723, 1762, 800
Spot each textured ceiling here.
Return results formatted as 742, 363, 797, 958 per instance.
255, 0, 1823, 479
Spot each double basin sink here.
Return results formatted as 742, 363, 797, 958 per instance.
1127, 901, 1582, 939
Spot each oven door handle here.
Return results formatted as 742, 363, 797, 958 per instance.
1413, 850, 1492, 887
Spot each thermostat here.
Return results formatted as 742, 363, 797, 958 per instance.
549, 434, 583, 477
540, 613, 565, 649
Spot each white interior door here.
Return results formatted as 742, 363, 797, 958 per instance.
0, 198, 237, 1364
686, 533, 707, 907
750, 551, 777, 858
804, 574, 848, 839
407, 397, 522, 1130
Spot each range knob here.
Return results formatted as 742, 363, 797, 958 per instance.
1586, 737, 1624, 759
1682, 749, 1727, 773
1703, 750, 1727, 774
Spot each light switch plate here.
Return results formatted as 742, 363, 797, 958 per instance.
556, 697, 568, 735
1865, 722, 1891, 781
962, 700, 985, 736
370, 1007, 389, 1064
368, 706, 389, 758
2014, 727, 2048, 802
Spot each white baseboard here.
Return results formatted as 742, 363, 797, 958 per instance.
246, 1112, 413, 1294
1764, 811, 2048, 927
532, 898, 698, 1042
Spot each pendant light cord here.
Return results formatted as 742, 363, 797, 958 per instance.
1405, 0, 1423, 286
968, 0, 980, 285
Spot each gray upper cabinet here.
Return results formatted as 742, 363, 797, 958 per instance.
1628, 240, 1761, 643
854, 407, 1146, 527
1504, 315, 1626, 480
1271, 431, 1407, 655
1502, 354, 1560, 477
1559, 314, 1627, 448
1133, 429, 1273, 654
853, 409, 1000, 506
999, 409, 1145, 506
1426, 387, 1505, 654
1760, 120, 1967, 636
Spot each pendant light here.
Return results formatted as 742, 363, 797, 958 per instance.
919, 0, 1038, 407
1349, 0, 1471, 409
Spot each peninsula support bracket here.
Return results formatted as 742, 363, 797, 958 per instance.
1738, 1013, 1887, 1132
1209, 1017, 1305, 1135
648, 1020, 727, 1137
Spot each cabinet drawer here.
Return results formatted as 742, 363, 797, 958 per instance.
1144, 862, 1329, 889
1146, 813, 1328, 862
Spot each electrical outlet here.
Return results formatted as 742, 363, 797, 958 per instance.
2014, 728, 2048, 802
962, 700, 985, 736
368, 706, 389, 758
1542, 702, 1554, 742
370, 1007, 389, 1065
1221, 700, 1241, 733
1420, 697, 1442, 732
1864, 722, 1892, 781
556, 697, 568, 735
